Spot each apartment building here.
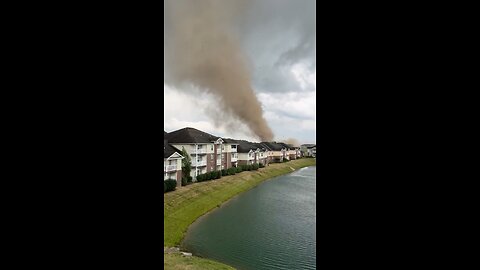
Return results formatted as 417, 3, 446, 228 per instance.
301, 144, 316, 157
295, 147, 302, 158
164, 139, 184, 187
284, 144, 298, 160
222, 138, 239, 168
164, 127, 247, 180
260, 142, 287, 163
252, 142, 269, 165
237, 140, 257, 166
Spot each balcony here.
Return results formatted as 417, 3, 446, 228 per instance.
193, 148, 207, 154
231, 156, 238, 162
164, 165, 177, 172
192, 160, 207, 166
216, 159, 222, 164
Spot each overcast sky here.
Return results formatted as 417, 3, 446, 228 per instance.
164, 0, 316, 145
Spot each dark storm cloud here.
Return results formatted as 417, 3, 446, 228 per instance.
238, 0, 316, 93
164, 0, 316, 94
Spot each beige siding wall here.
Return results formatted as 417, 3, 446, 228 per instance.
238, 152, 254, 162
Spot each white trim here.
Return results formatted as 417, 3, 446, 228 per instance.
167, 152, 184, 160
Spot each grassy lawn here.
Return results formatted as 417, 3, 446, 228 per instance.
164, 158, 316, 247
164, 253, 235, 270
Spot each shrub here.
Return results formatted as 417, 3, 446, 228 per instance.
228, 167, 236, 175
187, 176, 192, 183
252, 164, 259, 170
164, 182, 167, 193
196, 174, 204, 182
259, 163, 265, 168
205, 172, 212, 181
181, 177, 187, 186
180, 147, 191, 180
236, 166, 242, 173
221, 169, 227, 176
164, 179, 177, 192
215, 171, 221, 179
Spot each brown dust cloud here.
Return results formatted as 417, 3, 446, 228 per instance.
164, 0, 274, 141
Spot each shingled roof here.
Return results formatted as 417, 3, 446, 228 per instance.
236, 140, 258, 153
165, 127, 219, 144
222, 138, 239, 144
260, 142, 286, 151
301, 144, 316, 148
164, 139, 182, 159
277, 142, 295, 150
251, 142, 267, 151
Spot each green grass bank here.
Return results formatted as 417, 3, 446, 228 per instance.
164, 158, 316, 247
164, 253, 235, 270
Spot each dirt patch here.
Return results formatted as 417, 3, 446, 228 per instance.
164, 247, 180, 254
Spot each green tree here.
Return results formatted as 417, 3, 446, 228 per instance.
180, 147, 191, 181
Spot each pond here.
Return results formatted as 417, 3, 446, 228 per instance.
182, 166, 316, 270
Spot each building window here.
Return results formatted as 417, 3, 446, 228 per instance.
210, 145, 213, 151
231, 145, 236, 149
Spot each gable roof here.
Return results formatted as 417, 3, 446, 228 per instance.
164, 139, 182, 158
301, 144, 316, 148
251, 142, 267, 151
277, 142, 291, 150
236, 140, 258, 153
260, 142, 286, 151
165, 127, 219, 144
222, 138, 239, 144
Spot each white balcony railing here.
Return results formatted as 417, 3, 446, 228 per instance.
192, 160, 207, 166
164, 165, 177, 172
216, 159, 222, 164
231, 157, 238, 162
193, 148, 207, 154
